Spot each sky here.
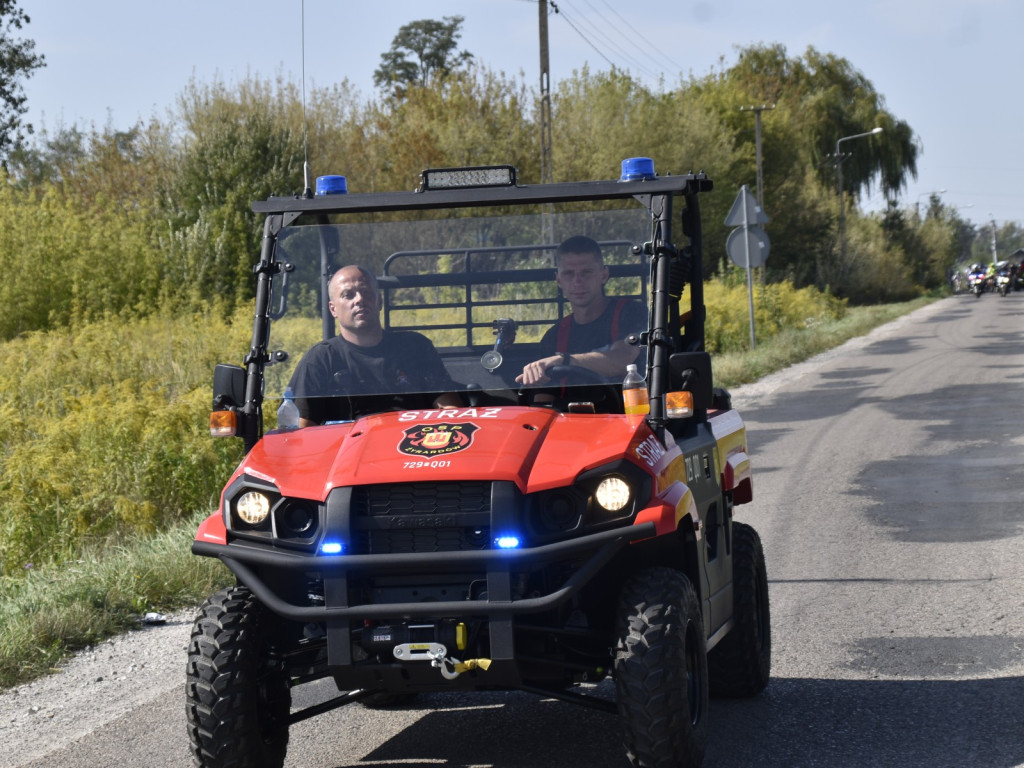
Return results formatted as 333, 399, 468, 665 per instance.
16, 0, 1024, 227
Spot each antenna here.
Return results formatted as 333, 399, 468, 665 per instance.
301, 0, 312, 198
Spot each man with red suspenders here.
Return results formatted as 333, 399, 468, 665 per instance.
516, 235, 646, 386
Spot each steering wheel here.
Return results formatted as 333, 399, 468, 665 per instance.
520, 364, 621, 411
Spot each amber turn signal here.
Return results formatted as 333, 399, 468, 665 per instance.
210, 410, 238, 437
666, 391, 694, 419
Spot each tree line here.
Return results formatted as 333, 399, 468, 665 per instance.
1, 13, 1008, 577
2, 22, 1020, 342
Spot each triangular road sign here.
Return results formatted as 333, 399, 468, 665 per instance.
724, 185, 770, 226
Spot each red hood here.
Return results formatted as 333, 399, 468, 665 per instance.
232, 406, 652, 500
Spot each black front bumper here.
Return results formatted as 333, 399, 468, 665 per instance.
192, 521, 655, 622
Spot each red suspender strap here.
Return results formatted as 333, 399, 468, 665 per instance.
555, 315, 573, 354
610, 297, 627, 342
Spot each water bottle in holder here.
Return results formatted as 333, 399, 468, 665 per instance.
276, 386, 300, 430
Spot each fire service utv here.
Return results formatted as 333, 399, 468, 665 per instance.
187, 160, 770, 768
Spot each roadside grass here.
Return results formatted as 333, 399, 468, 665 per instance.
713, 295, 937, 388
0, 512, 230, 689
0, 293, 940, 691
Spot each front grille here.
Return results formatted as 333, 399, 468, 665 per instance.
350, 482, 492, 554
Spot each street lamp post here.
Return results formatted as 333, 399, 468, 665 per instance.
836, 127, 883, 264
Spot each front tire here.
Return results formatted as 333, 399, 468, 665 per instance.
708, 521, 771, 697
186, 586, 291, 768
614, 567, 709, 768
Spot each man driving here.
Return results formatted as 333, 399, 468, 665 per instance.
516, 236, 646, 386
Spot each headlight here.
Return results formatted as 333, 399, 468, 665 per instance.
236, 491, 271, 525
595, 477, 631, 512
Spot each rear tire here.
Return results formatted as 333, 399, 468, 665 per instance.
614, 567, 708, 768
708, 521, 771, 698
186, 586, 291, 768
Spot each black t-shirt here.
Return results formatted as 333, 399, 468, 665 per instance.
540, 298, 647, 356
288, 331, 457, 422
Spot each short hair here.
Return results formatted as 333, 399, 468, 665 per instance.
554, 235, 603, 266
329, 265, 378, 296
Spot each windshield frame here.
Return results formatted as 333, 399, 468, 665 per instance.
231, 170, 710, 449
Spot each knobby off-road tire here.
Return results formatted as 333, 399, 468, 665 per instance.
708, 521, 771, 698
614, 567, 709, 768
186, 586, 291, 768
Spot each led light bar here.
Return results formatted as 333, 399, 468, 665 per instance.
419, 165, 517, 191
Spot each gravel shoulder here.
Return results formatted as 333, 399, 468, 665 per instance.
0, 609, 198, 767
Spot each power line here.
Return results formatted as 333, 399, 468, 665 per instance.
548, 1, 617, 71
537, 1, 686, 88
568, 0, 662, 79
597, 0, 685, 75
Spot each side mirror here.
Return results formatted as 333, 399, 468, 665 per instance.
668, 352, 713, 418
213, 364, 246, 409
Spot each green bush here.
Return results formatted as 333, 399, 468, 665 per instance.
704, 279, 847, 353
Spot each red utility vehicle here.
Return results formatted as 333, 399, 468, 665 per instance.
188, 161, 770, 768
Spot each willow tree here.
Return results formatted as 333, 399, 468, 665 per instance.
726, 44, 919, 199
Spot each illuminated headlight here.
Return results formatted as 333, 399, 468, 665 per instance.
236, 491, 271, 525
595, 477, 631, 512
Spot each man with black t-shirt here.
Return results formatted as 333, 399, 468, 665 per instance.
288, 265, 460, 426
516, 236, 645, 386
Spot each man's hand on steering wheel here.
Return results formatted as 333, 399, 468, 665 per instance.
515, 354, 563, 386
518, 363, 620, 409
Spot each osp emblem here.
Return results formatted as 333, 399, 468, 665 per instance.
398, 422, 479, 457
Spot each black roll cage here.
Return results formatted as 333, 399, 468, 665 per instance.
234, 171, 712, 451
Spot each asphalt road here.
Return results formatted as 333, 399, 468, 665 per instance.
6, 294, 1024, 768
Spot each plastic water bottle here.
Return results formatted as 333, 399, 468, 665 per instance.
276, 386, 300, 430
622, 364, 650, 415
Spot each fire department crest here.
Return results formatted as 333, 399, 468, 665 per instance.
398, 422, 479, 457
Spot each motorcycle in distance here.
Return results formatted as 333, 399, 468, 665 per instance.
995, 261, 1012, 297
967, 264, 990, 298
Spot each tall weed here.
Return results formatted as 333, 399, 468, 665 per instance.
0, 305, 250, 575
704, 280, 847, 353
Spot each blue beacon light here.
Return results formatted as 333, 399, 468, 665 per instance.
320, 540, 344, 555
494, 535, 521, 550
315, 175, 348, 196
620, 157, 656, 181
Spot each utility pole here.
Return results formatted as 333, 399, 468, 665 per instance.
740, 104, 774, 284
539, 0, 553, 187
539, 0, 554, 241
990, 214, 998, 262
740, 104, 774, 211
